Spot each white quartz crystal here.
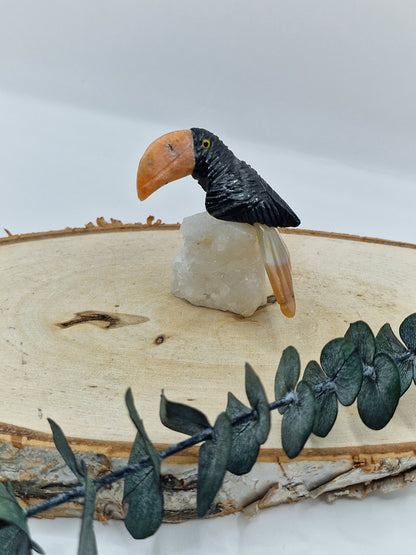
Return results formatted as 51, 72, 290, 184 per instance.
171, 212, 267, 317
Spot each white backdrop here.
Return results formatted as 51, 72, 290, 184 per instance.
1, 1, 416, 553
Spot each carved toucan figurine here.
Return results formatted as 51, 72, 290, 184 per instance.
136, 128, 300, 317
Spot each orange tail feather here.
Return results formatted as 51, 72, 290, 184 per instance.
256, 224, 296, 318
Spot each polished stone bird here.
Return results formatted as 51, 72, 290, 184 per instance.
136, 128, 300, 317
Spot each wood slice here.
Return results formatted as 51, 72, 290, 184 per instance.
1, 219, 416, 521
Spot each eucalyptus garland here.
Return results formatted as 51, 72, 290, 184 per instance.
0, 313, 415, 554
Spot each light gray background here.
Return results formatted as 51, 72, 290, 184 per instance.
1, 1, 415, 553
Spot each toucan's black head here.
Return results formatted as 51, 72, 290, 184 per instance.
190, 128, 234, 191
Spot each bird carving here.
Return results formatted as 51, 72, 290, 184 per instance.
136, 128, 300, 317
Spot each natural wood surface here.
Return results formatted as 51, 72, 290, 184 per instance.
1, 219, 416, 520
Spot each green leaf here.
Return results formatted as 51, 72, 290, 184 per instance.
345, 321, 375, 365
332, 350, 362, 406
320, 337, 354, 378
312, 389, 338, 437
376, 324, 413, 395
123, 389, 163, 539
398, 357, 415, 394
303, 361, 338, 437
274, 347, 300, 414
0, 525, 43, 554
159, 392, 211, 436
303, 359, 326, 389
226, 365, 271, 475
398, 314, 416, 387
357, 353, 400, 430
0, 481, 28, 534
376, 323, 408, 358
281, 381, 316, 459
77, 471, 97, 555
48, 419, 84, 482
225, 393, 259, 475
400, 313, 416, 351
345, 322, 400, 429
0, 524, 31, 555
197, 412, 232, 518
321, 338, 362, 405
0, 481, 44, 554
245, 363, 270, 444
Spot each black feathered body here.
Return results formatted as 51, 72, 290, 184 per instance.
190, 128, 300, 229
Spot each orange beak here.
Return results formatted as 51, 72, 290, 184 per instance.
137, 130, 195, 201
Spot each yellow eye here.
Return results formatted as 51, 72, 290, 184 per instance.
201, 139, 211, 149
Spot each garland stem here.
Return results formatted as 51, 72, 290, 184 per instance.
25, 399, 290, 519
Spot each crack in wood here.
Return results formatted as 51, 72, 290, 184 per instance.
57, 311, 149, 329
